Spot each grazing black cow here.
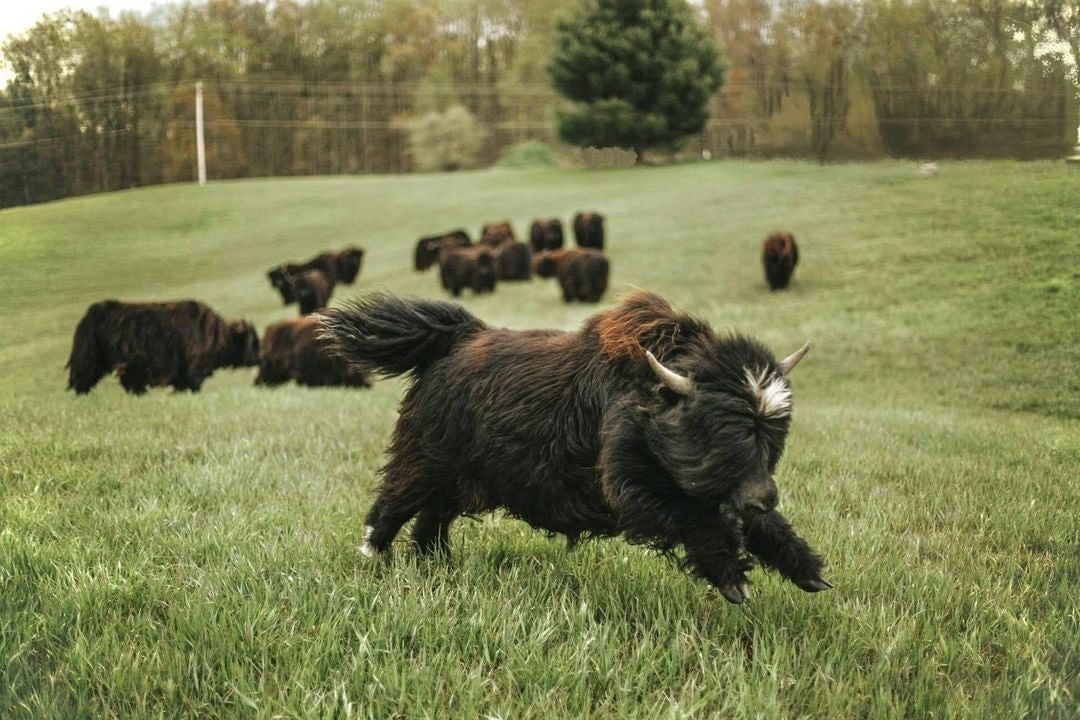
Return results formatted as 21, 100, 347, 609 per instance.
415, 230, 471, 272
762, 231, 799, 290
573, 212, 605, 250
267, 246, 365, 303
494, 240, 533, 281
256, 315, 370, 388
529, 218, 564, 252
67, 300, 259, 395
294, 270, 334, 315
438, 246, 497, 297
321, 291, 829, 604
479, 221, 515, 246
533, 248, 609, 302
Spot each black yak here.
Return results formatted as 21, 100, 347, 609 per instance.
533, 248, 609, 302
762, 231, 799, 291
321, 291, 829, 604
529, 218, 564, 252
438, 246, 497, 297
573, 211, 605, 250
479, 221, 515, 246
67, 300, 259, 394
415, 230, 471, 272
294, 270, 334, 315
494, 240, 533, 281
267, 246, 364, 303
256, 315, 370, 388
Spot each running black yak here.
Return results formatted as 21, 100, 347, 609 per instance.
67, 300, 259, 394
256, 315, 370, 388
533, 248, 609, 302
573, 211, 605, 250
762, 232, 799, 290
529, 218, 564, 252
321, 291, 830, 604
415, 230, 471, 271
267, 246, 364, 303
438, 246, 497, 297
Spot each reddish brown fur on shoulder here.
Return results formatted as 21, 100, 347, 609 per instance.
588, 291, 696, 361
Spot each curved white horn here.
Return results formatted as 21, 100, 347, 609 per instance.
646, 351, 693, 396
778, 341, 811, 376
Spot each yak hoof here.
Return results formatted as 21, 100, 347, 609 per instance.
798, 577, 834, 593
720, 584, 749, 604
359, 525, 376, 558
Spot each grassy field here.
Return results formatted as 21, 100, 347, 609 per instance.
0, 160, 1077, 718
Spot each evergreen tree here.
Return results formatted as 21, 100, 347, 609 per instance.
549, 0, 724, 161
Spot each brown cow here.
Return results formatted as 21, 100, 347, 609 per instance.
533, 249, 610, 303
255, 315, 370, 388
67, 300, 259, 395
529, 218, 565, 252
573, 212, 605, 250
439, 246, 497, 297
479, 221, 516, 247
762, 231, 799, 290
415, 230, 471, 271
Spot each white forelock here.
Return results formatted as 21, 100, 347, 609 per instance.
744, 367, 792, 418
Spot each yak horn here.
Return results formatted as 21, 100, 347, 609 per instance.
646, 351, 694, 396
778, 342, 811, 376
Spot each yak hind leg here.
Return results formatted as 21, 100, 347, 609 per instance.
359, 475, 432, 558
411, 498, 460, 557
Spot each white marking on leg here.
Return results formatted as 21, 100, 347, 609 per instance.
359, 525, 375, 557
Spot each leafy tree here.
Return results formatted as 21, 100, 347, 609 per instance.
549, 0, 724, 162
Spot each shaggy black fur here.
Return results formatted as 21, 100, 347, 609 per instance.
479, 221, 515, 246
494, 241, 533, 281
762, 232, 799, 290
415, 230, 471, 271
67, 300, 259, 394
529, 218, 564, 252
321, 291, 830, 603
256, 315, 370, 388
438, 246, 497, 297
533, 248, 609, 302
294, 270, 334, 315
573, 211, 605, 250
267, 246, 365, 303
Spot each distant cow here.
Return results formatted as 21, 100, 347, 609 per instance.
439, 246, 497, 297
256, 315, 370, 388
573, 212, 605, 250
529, 218, 564, 252
762, 232, 799, 291
415, 230, 471, 271
533, 249, 609, 303
294, 270, 334, 315
494, 241, 533, 281
267, 246, 365, 303
67, 300, 259, 395
480, 221, 515, 246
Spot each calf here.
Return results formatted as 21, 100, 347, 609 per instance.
321, 291, 829, 604
67, 300, 259, 394
256, 315, 370, 388
533, 248, 609, 303
762, 232, 799, 290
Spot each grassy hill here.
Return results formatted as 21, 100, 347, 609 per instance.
0, 160, 1077, 718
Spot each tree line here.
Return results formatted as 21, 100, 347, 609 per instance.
1, 0, 1077, 208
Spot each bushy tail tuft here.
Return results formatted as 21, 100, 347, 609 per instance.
320, 292, 485, 378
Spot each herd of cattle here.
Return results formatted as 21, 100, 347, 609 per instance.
416, 211, 610, 302
64, 218, 800, 396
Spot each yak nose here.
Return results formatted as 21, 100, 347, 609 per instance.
744, 485, 779, 515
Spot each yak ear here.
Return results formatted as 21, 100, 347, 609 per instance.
645, 351, 694, 396
778, 342, 810, 376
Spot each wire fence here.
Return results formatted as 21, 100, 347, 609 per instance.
0, 78, 1076, 207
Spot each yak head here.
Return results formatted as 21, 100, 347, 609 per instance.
337, 247, 365, 283
642, 337, 810, 520
226, 321, 261, 367
267, 266, 297, 304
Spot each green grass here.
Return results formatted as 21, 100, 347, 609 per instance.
1, 160, 1078, 719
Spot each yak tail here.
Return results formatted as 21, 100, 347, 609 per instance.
67, 302, 108, 393
320, 292, 485, 378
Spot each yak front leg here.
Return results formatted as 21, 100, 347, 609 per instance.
744, 510, 832, 593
